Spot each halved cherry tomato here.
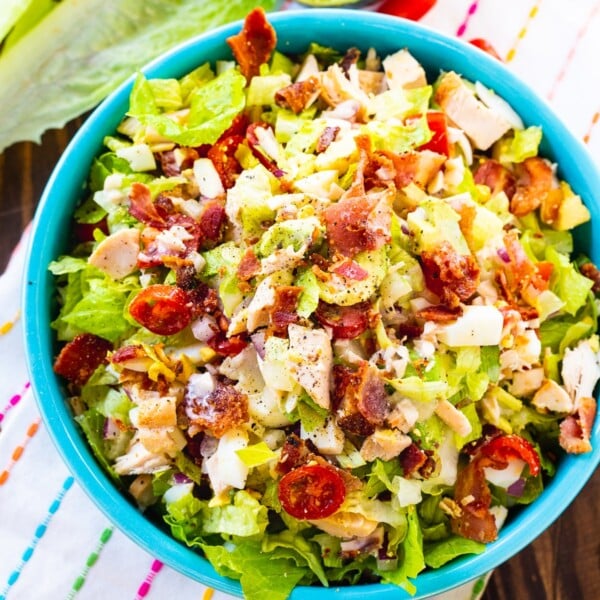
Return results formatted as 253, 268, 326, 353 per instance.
129, 284, 192, 336
469, 38, 502, 61
278, 463, 346, 520
314, 301, 370, 340
419, 112, 450, 156
479, 434, 541, 477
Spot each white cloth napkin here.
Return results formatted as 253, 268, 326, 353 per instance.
1, 1, 599, 598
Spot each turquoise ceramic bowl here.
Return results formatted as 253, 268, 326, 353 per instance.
23, 9, 600, 599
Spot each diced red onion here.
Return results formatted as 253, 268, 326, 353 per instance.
103, 417, 121, 440
173, 472, 193, 484
251, 331, 266, 360
507, 477, 526, 497
497, 248, 511, 263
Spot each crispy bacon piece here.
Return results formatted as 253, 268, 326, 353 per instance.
53, 334, 113, 386
128, 182, 166, 227
339, 47, 361, 76
559, 396, 597, 454
316, 126, 340, 154
331, 259, 369, 281
207, 134, 244, 190
450, 457, 498, 543
314, 301, 371, 340
510, 157, 561, 218
275, 76, 321, 114
198, 200, 227, 247
580, 262, 600, 295
268, 285, 302, 337
399, 443, 429, 477
323, 190, 392, 258
184, 380, 248, 438
473, 158, 516, 199
420, 241, 480, 307
158, 147, 199, 177
226, 7, 277, 81
237, 248, 261, 281
334, 363, 389, 436
415, 304, 463, 323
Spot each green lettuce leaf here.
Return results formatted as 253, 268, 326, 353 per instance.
0, 0, 36, 43
496, 126, 542, 164
202, 542, 307, 600
424, 535, 485, 568
0, 0, 277, 152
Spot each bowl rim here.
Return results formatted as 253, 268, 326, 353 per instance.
23, 8, 600, 600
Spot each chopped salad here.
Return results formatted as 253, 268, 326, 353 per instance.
50, 8, 600, 600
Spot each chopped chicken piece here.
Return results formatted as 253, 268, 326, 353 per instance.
382, 49, 427, 90
435, 71, 511, 150
435, 399, 472, 437
532, 379, 574, 413
88, 228, 140, 279
360, 428, 412, 461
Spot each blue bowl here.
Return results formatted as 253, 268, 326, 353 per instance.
23, 9, 600, 599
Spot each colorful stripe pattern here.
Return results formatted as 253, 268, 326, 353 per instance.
456, 1, 481, 37
66, 526, 114, 599
0, 382, 30, 427
0, 477, 74, 600
135, 559, 164, 599
0, 417, 40, 486
505, 0, 543, 62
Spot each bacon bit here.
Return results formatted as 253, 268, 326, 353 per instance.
246, 122, 285, 177
473, 159, 516, 199
510, 157, 561, 218
382, 149, 445, 190
159, 147, 199, 177
420, 241, 480, 307
323, 188, 392, 258
339, 47, 361, 76
53, 334, 113, 386
268, 286, 302, 337
128, 182, 166, 227
237, 248, 261, 281
198, 201, 227, 247
207, 134, 244, 190
559, 396, 597, 454
219, 112, 250, 139
334, 363, 389, 435
332, 259, 370, 281
226, 7, 277, 81
184, 381, 248, 438
316, 126, 340, 154
415, 304, 463, 323
450, 457, 498, 543
395, 320, 424, 340
580, 262, 600, 295
399, 442, 428, 477
314, 301, 371, 340
275, 76, 321, 114
207, 332, 248, 357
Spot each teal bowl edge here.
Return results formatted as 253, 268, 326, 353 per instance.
23, 9, 600, 600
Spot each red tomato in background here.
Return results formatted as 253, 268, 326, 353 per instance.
469, 38, 502, 61
129, 284, 192, 336
278, 463, 346, 520
377, 0, 437, 21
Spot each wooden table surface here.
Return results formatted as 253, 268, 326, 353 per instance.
0, 123, 598, 600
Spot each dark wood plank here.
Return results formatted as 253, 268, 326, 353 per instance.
1, 123, 599, 599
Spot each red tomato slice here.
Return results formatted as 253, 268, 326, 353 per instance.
278, 463, 346, 520
314, 301, 370, 340
419, 112, 450, 156
479, 434, 541, 477
469, 38, 502, 61
129, 284, 192, 336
